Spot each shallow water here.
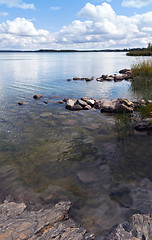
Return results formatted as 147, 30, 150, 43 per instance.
0, 52, 152, 239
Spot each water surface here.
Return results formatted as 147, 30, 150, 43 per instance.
0, 52, 152, 239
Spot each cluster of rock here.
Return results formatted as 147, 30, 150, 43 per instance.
67, 76, 94, 82
65, 97, 134, 113
67, 69, 132, 82
96, 69, 132, 82
0, 200, 94, 240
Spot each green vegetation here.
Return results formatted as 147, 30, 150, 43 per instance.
131, 59, 152, 77
127, 43, 152, 56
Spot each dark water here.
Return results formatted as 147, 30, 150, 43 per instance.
0, 52, 152, 239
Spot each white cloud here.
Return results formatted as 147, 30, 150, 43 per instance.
0, 3, 152, 49
50, 6, 61, 11
0, 0, 35, 10
122, 0, 152, 8
0, 12, 8, 16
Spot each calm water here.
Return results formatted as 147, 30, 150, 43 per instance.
0, 52, 152, 239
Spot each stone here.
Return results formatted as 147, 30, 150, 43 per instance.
101, 98, 134, 113
77, 171, 97, 183
119, 68, 131, 74
94, 100, 102, 109
96, 77, 103, 82
72, 104, 83, 111
67, 78, 72, 81
105, 76, 114, 81
84, 105, 92, 110
66, 99, 75, 109
102, 75, 108, 80
76, 99, 88, 107
56, 100, 64, 104
107, 214, 152, 240
33, 94, 43, 99
147, 100, 152, 104
63, 98, 69, 102
81, 97, 89, 102
73, 77, 84, 80
85, 77, 94, 82
134, 118, 152, 131
114, 75, 124, 81
18, 102, 25, 105
0, 200, 94, 240
87, 99, 95, 107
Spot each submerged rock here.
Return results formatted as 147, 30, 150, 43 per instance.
107, 214, 152, 240
0, 200, 94, 240
18, 102, 25, 105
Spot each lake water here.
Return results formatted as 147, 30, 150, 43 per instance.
0, 52, 152, 239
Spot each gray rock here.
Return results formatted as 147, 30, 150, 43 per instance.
87, 100, 95, 107
72, 104, 83, 111
84, 105, 92, 110
0, 200, 94, 240
94, 100, 102, 109
66, 99, 76, 109
107, 214, 152, 240
101, 98, 134, 113
76, 100, 88, 107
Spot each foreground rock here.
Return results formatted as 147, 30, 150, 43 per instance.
65, 98, 94, 111
134, 118, 152, 131
107, 214, 152, 240
0, 200, 94, 240
101, 98, 134, 113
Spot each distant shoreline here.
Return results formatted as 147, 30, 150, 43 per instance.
0, 49, 129, 53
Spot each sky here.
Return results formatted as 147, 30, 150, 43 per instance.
0, 0, 152, 50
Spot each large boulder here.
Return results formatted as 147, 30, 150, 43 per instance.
101, 98, 134, 113
107, 214, 152, 240
0, 200, 94, 240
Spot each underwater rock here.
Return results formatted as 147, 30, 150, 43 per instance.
0, 200, 94, 240
77, 170, 97, 183
56, 100, 64, 104
107, 214, 152, 240
33, 94, 43, 99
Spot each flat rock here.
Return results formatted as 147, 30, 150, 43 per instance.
0, 200, 94, 240
76, 100, 88, 107
66, 99, 76, 109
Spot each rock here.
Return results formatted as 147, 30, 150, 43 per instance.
94, 100, 102, 109
105, 76, 114, 81
72, 104, 83, 111
66, 99, 76, 109
18, 102, 25, 105
40, 112, 52, 118
85, 77, 94, 82
87, 99, 95, 107
0, 200, 94, 240
63, 98, 69, 102
73, 77, 84, 80
56, 100, 64, 104
33, 94, 43, 99
119, 68, 131, 74
147, 100, 152, 104
67, 78, 72, 81
114, 75, 124, 81
96, 77, 103, 82
101, 98, 134, 113
102, 75, 108, 80
76, 100, 88, 107
140, 99, 146, 104
81, 97, 89, 102
84, 105, 92, 110
134, 118, 152, 131
107, 214, 152, 240
77, 171, 97, 183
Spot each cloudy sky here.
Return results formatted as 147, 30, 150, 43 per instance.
0, 0, 152, 50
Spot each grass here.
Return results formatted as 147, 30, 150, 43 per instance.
127, 51, 152, 56
131, 59, 152, 77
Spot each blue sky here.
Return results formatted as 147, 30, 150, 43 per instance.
0, 0, 152, 49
